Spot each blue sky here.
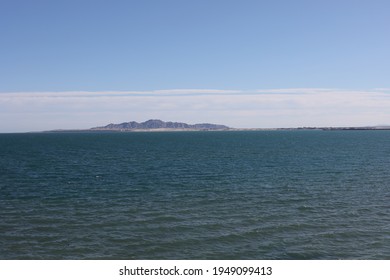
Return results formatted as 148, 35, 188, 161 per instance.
1, 0, 390, 131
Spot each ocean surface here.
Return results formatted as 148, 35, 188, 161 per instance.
0, 131, 389, 259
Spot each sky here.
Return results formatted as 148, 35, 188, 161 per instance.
1, 0, 390, 132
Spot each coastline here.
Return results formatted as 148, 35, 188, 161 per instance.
40, 126, 390, 133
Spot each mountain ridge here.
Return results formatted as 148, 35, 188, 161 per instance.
91, 119, 229, 131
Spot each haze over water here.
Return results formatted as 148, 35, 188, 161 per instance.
0, 131, 389, 259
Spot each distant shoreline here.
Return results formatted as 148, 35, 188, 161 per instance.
34, 119, 390, 133
40, 126, 390, 133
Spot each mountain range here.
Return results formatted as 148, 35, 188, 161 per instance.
91, 119, 229, 131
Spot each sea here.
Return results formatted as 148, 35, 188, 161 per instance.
0, 130, 389, 259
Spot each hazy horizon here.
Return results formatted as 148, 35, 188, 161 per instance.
1, 88, 390, 133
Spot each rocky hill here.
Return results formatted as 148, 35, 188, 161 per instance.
91, 119, 229, 131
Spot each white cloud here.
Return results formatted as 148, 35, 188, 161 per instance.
0, 89, 241, 99
1, 88, 390, 132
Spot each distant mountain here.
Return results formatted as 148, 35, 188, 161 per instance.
91, 119, 229, 131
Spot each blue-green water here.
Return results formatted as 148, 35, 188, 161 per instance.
0, 131, 389, 259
